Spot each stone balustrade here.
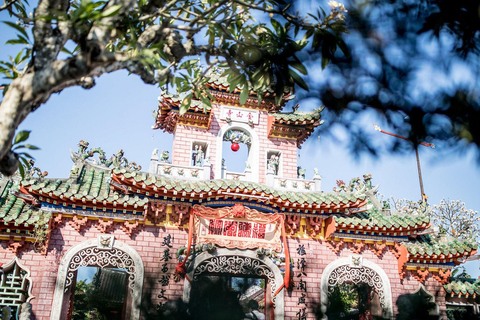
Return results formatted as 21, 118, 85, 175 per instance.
224, 171, 248, 181
266, 173, 321, 192
149, 156, 211, 180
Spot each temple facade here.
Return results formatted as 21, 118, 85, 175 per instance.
0, 72, 477, 319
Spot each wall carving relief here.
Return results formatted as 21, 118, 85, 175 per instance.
321, 256, 393, 320
50, 237, 144, 320
184, 248, 285, 320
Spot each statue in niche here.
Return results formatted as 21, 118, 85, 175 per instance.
297, 166, 306, 179
160, 150, 170, 163
195, 146, 204, 167
267, 154, 279, 175
192, 145, 198, 166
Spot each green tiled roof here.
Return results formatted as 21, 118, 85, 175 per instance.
444, 279, 480, 296
335, 208, 430, 229
404, 234, 477, 257
22, 163, 148, 207
112, 167, 365, 207
271, 107, 323, 123
161, 92, 207, 110
0, 179, 50, 226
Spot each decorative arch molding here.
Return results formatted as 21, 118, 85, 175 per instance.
50, 236, 144, 320
320, 256, 393, 320
215, 122, 260, 182
183, 248, 284, 319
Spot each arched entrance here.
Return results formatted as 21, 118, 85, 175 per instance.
215, 123, 260, 182
320, 256, 393, 320
50, 236, 144, 320
183, 248, 285, 319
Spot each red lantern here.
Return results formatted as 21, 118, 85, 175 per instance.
231, 142, 240, 152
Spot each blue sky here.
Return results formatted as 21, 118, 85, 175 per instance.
1, 5, 480, 276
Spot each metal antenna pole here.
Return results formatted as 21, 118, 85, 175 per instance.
374, 124, 434, 199
415, 147, 424, 197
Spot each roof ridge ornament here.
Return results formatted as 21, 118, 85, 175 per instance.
334, 174, 373, 193
71, 140, 142, 171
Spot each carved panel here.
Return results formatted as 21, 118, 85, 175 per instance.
94, 219, 115, 233
64, 247, 136, 292
69, 215, 90, 232
285, 215, 301, 235
7, 237, 28, 255
327, 264, 388, 310
326, 239, 345, 254
432, 269, 451, 284
51, 213, 65, 229
120, 220, 141, 237
306, 217, 323, 237
171, 204, 191, 226
370, 241, 387, 257
349, 241, 366, 254
413, 268, 430, 283
194, 204, 282, 251
147, 202, 167, 224
193, 255, 277, 299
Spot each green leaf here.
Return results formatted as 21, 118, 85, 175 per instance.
13, 130, 30, 145
100, 4, 122, 18
179, 93, 192, 115
6, 36, 29, 46
18, 160, 25, 179
270, 19, 281, 34
289, 69, 309, 90
17, 151, 33, 159
321, 57, 330, 69
3, 21, 29, 40
13, 144, 40, 150
200, 95, 212, 110
290, 62, 307, 75
240, 86, 249, 105
228, 73, 244, 93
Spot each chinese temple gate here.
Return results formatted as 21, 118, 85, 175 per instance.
0, 71, 478, 319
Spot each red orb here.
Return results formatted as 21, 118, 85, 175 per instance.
231, 142, 240, 152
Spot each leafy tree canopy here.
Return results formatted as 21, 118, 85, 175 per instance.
1, 0, 479, 176
0, 0, 348, 175
291, 0, 480, 159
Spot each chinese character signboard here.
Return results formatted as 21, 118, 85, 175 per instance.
220, 106, 260, 125
193, 204, 282, 252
